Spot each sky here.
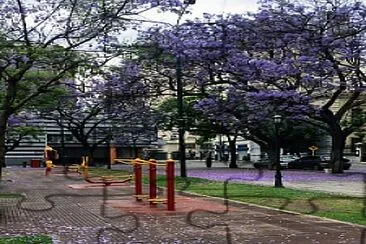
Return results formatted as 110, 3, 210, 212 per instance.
189, 0, 259, 15
147, 0, 259, 24
120, 0, 259, 42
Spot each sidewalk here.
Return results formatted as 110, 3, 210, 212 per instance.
0, 167, 364, 243
180, 160, 366, 197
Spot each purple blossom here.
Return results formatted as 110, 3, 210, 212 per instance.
187, 168, 364, 183
8, 115, 23, 126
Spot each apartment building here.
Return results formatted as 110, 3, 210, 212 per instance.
5, 118, 158, 166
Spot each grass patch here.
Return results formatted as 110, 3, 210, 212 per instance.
89, 167, 366, 225
158, 176, 366, 225
88, 168, 130, 175
87, 168, 133, 179
0, 193, 23, 199
0, 235, 52, 244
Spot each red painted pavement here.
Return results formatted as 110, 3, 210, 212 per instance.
104, 197, 239, 215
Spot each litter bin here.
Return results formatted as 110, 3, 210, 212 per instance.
30, 159, 41, 168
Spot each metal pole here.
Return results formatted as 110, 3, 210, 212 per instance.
166, 159, 175, 211
219, 134, 223, 161
149, 159, 157, 207
174, 1, 196, 178
107, 85, 112, 169
58, 98, 65, 167
134, 161, 143, 201
274, 124, 283, 187
60, 116, 65, 166
107, 133, 111, 169
176, 55, 187, 177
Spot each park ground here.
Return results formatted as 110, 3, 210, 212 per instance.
0, 161, 366, 243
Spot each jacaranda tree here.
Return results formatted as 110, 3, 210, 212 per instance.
41, 60, 155, 165
139, 0, 366, 173
195, 89, 317, 167
0, 0, 184, 178
247, 0, 366, 172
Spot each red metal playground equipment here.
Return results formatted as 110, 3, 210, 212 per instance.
76, 156, 176, 211
114, 158, 176, 211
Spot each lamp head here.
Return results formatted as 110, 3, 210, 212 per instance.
273, 114, 282, 124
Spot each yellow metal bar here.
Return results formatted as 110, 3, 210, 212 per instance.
113, 158, 134, 164
113, 158, 171, 166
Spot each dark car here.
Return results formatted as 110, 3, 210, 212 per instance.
287, 156, 351, 170
253, 160, 274, 169
253, 155, 299, 169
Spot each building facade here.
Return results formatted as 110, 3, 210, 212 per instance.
5, 118, 158, 166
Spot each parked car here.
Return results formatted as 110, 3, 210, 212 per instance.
253, 159, 274, 169
253, 155, 298, 169
287, 156, 351, 170
279, 155, 300, 168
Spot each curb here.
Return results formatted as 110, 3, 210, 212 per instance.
178, 190, 366, 228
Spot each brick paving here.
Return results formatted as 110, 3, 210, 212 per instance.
0, 167, 365, 243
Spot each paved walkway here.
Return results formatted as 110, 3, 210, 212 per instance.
0, 167, 365, 243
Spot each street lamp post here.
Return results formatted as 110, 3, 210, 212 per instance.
176, 55, 187, 177
106, 86, 113, 170
273, 114, 283, 188
60, 116, 65, 166
57, 97, 66, 167
176, 0, 196, 178
106, 132, 112, 169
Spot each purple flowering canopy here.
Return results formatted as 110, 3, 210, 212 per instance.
39, 59, 155, 161
6, 114, 41, 153
194, 88, 315, 144
0, 0, 185, 174
250, 0, 366, 172
137, 0, 366, 172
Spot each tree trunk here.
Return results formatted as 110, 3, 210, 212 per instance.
218, 136, 224, 161
267, 148, 277, 170
206, 151, 212, 168
134, 144, 139, 158
331, 132, 346, 173
88, 148, 95, 166
0, 114, 9, 179
320, 108, 346, 174
81, 142, 94, 166
228, 139, 237, 168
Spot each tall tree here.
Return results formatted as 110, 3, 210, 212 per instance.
140, 0, 366, 173
249, 0, 366, 172
0, 0, 183, 178
195, 89, 317, 167
41, 60, 154, 164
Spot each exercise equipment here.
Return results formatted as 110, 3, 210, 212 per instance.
81, 156, 133, 186
114, 158, 176, 211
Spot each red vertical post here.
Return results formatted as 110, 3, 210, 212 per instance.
166, 159, 175, 211
134, 160, 142, 201
149, 159, 157, 207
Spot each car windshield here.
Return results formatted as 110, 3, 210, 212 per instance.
281, 155, 297, 159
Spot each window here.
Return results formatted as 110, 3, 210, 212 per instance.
47, 134, 61, 143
